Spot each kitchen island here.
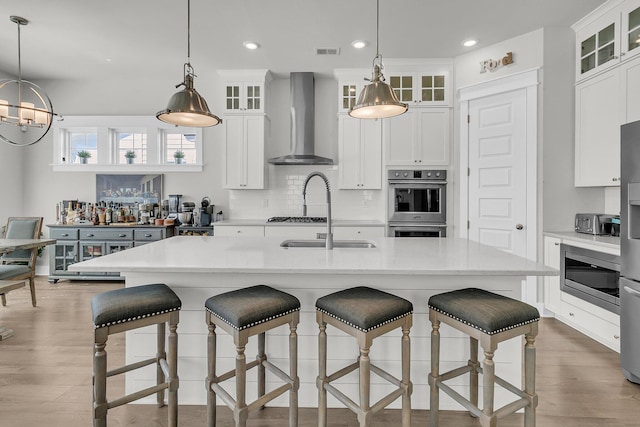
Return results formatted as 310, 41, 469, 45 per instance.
70, 236, 556, 410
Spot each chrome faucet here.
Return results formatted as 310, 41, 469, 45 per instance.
302, 171, 333, 249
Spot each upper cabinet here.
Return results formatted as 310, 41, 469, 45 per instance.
384, 59, 453, 107
218, 70, 272, 114
574, 0, 640, 82
338, 115, 382, 189
219, 70, 271, 189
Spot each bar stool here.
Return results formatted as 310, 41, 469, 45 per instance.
91, 283, 181, 427
205, 285, 300, 427
316, 286, 413, 427
428, 288, 540, 427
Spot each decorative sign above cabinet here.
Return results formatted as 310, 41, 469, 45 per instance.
480, 52, 514, 73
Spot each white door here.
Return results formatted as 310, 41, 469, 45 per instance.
467, 88, 527, 256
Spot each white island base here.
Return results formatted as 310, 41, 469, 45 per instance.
70, 236, 556, 410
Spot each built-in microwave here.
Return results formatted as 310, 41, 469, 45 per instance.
560, 243, 620, 314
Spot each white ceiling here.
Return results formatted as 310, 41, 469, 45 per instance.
0, 0, 606, 82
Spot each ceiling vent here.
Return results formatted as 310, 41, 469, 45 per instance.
315, 47, 340, 56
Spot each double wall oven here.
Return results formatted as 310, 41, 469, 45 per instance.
387, 169, 447, 237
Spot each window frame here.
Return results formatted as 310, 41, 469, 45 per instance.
52, 116, 204, 172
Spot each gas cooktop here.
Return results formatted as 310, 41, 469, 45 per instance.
267, 216, 327, 223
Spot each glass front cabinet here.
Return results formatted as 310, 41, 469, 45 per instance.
575, 0, 640, 82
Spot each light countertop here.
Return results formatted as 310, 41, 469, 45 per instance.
213, 219, 385, 227
70, 236, 556, 277
543, 231, 620, 251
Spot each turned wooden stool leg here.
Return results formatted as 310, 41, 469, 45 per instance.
524, 332, 537, 427
257, 332, 266, 409
157, 322, 167, 407
358, 346, 371, 427
235, 343, 248, 427
429, 315, 441, 427
482, 348, 497, 427
93, 328, 108, 427
317, 320, 328, 427
206, 319, 217, 427
401, 321, 411, 427
289, 319, 299, 427
469, 337, 479, 411
168, 313, 179, 427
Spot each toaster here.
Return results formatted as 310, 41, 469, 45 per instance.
575, 213, 613, 235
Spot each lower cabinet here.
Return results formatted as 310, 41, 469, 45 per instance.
214, 225, 265, 237
543, 235, 621, 351
47, 225, 172, 283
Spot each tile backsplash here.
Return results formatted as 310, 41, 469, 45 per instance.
228, 165, 385, 220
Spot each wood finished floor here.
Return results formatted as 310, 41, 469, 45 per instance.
1, 278, 640, 426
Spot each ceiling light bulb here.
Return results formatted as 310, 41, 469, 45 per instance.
352, 40, 368, 49
463, 39, 478, 47
243, 41, 260, 50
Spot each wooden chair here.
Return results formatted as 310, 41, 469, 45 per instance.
0, 217, 43, 307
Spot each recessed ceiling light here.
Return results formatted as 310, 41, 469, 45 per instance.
352, 40, 368, 49
243, 41, 260, 50
463, 39, 478, 47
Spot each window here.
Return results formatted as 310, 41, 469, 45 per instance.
116, 132, 147, 164
165, 132, 197, 164
52, 116, 203, 172
68, 130, 97, 164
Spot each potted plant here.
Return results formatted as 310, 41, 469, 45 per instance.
77, 150, 91, 164
124, 150, 136, 164
173, 150, 185, 164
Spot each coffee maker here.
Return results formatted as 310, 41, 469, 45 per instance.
199, 197, 214, 226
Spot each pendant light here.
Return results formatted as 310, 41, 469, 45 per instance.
0, 16, 62, 146
156, 0, 221, 127
349, 0, 407, 119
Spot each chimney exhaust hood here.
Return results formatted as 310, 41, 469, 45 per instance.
268, 72, 333, 165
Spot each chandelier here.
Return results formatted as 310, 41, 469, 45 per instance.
0, 16, 61, 146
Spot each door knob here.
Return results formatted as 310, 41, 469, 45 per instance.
516, 224, 524, 230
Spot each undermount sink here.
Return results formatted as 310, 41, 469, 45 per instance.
280, 239, 377, 249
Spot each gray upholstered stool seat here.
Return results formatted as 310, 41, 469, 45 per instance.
428, 288, 540, 427
91, 283, 181, 427
316, 287, 413, 427
205, 285, 300, 427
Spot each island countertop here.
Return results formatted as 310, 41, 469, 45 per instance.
69, 235, 557, 276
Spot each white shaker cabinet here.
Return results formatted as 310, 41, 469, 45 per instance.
338, 115, 382, 189
218, 70, 271, 114
224, 115, 268, 189
384, 107, 451, 166
575, 70, 622, 186
621, 55, 640, 123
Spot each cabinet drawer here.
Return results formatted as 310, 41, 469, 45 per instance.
135, 229, 164, 241
558, 300, 620, 351
49, 228, 79, 240
79, 229, 134, 241
214, 226, 264, 237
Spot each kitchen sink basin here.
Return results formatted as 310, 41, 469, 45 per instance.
280, 239, 377, 249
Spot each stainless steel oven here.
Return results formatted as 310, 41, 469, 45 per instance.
560, 243, 620, 314
387, 169, 447, 237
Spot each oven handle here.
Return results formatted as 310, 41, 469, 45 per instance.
623, 286, 640, 298
389, 180, 447, 185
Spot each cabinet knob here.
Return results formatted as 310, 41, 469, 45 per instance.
554, 242, 560, 246
569, 312, 575, 317
614, 335, 620, 340
87, 233, 94, 237
144, 234, 152, 237
237, 230, 241, 234
61, 233, 68, 237
118, 234, 126, 237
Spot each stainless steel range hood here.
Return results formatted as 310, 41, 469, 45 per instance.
268, 72, 334, 165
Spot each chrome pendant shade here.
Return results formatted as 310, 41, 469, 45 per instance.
0, 16, 61, 146
157, 65, 221, 127
349, 64, 407, 119
349, 0, 407, 119
156, 0, 220, 127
